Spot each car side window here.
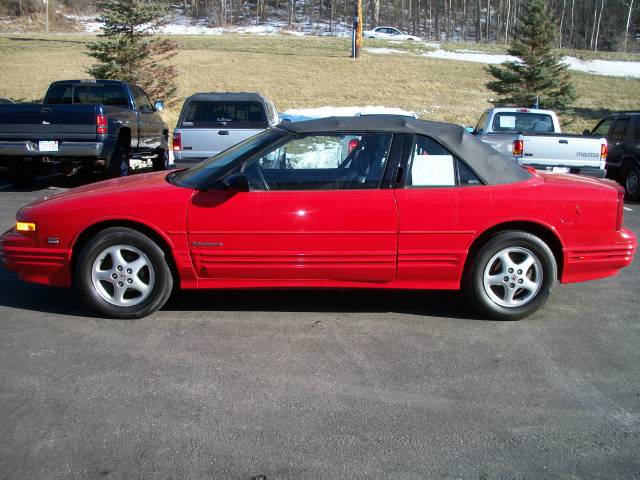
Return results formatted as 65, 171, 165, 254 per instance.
611, 119, 630, 141
634, 118, 640, 141
133, 86, 154, 113
592, 119, 612, 137
46, 84, 73, 104
475, 111, 488, 134
242, 133, 392, 191
406, 135, 482, 187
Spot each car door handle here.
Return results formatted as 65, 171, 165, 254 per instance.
218, 130, 229, 136
559, 139, 568, 144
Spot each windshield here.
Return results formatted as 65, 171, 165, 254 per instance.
173, 129, 287, 189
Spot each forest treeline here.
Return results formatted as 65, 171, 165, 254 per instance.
1, 0, 637, 51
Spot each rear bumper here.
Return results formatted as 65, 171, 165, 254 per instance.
0, 140, 107, 158
561, 228, 637, 283
0, 230, 72, 287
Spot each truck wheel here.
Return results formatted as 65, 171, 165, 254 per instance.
464, 231, 557, 321
107, 144, 130, 178
152, 148, 169, 171
623, 162, 640, 201
75, 227, 173, 319
7, 159, 35, 188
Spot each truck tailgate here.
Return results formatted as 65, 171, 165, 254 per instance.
521, 134, 604, 169
0, 104, 97, 141
178, 127, 264, 160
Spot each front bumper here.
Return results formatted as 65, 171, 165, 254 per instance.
0, 229, 72, 287
561, 228, 637, 283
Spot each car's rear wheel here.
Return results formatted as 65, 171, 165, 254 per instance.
152, 148, 169, 171
75, 227, 173, 319
464, 231, 557, 320
623, 162, 640, 201
107, 143, 130, 178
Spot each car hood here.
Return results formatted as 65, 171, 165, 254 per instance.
22, 171, 182, 210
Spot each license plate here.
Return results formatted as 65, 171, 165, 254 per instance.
551, 167, 570, 173
38, 141, 59, 152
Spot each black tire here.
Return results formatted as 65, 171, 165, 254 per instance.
152, 148, 169, 172
623, 161, 640, 201
107, 143, 130, 178
7, 159, 35, 188
75, 227, 173, 319
464, 231, 557, 321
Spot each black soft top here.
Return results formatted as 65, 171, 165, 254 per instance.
185, 92, 271, 104
279, 115, 531, 185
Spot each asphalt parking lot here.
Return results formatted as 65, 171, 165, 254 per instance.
0, 172, 638, 479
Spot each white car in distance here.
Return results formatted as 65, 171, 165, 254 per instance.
363, 26, 421, 41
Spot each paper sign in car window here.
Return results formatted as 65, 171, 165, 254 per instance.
411, 154, 455, 186
499, 115, 516, 129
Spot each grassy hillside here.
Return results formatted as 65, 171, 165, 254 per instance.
1, 34, 639, 132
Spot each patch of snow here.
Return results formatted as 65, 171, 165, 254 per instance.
365, 47, 408, 55
422, 48, 640, 78
561, 56, 640, 78
281, 106, 417, 122
422, 49, 515, 64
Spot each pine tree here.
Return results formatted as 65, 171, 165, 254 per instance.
485, 0, 578, 110
85, 0, 178, 105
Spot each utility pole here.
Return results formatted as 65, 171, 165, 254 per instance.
44, 0, 49, 33
351, 0, 363, 58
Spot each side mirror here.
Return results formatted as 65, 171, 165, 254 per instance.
223, 173, 250, 192
465, 126, 475, 134
154, 100, 164, 112
582, 129, 591, 136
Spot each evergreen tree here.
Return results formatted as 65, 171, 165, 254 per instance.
485, 0, 578, 110
85, 0, 178, 105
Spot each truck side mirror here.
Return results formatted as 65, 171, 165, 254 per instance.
154, 100, 164, 112
582, 129, 591, 136
465, 126, 475, 134
223, 173, 250, 192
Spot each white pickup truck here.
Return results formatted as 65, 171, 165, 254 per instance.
470, 107, 607, 178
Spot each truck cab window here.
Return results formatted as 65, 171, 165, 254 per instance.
46, 84, 73, 104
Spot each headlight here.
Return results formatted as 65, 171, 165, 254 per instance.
16, 221, 36, 232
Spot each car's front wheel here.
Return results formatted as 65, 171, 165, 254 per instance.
75, 227, 173, 319
464, 231, 557, 320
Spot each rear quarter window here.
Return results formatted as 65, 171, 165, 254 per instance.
181, 101, 268, 129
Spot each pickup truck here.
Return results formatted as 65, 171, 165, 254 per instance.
470, 107, 607, 178
0, 79, 169, 187
172, 92, 278, 164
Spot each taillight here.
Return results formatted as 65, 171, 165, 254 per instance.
600, 142, 608, 160
513, 139, 524, 157
172, 132, 181, 151
96, 114, 107, 134
616, 187, 624, 231
348, 138, 359, 153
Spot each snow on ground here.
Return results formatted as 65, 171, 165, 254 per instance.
365, 48, 408, 55
280, 106, 417, 122
422, 48, 640, 78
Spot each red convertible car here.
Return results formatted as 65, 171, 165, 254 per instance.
0, 116, 636, 320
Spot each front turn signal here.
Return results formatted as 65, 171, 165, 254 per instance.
16, 221, 36, 232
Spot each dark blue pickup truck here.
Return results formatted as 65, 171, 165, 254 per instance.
0, 80, 169, 187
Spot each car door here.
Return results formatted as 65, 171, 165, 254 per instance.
393, 134, 489, 289
132, 86, 163, 151
607, 118, 630, 173
187, 132, 401, 285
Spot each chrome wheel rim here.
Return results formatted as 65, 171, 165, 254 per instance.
483, 247, 543, 308
91, 244, 155, 307
626, 170, 638, 195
